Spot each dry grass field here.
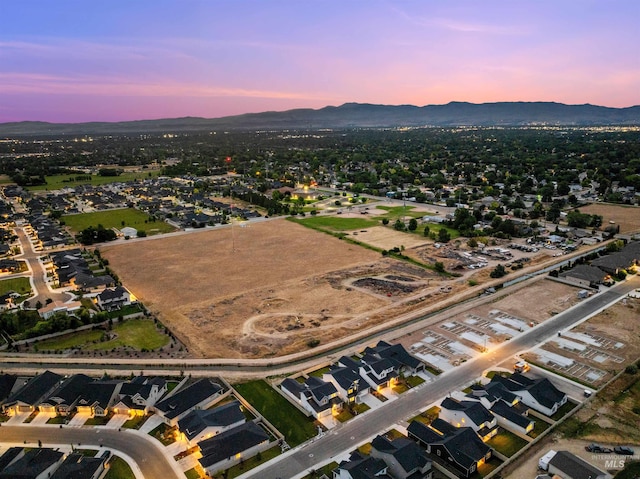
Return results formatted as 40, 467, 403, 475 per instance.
101, 219, 449, 358
577, 203, 640, 233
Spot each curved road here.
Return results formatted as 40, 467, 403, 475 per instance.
0, 425, 182, 479
13, 227, 72, 305
243, 276, 639, 479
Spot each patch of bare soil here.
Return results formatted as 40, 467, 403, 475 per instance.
101, 220, 452, 358
577, 203, 640, 233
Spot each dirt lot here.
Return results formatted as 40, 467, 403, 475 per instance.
350, 226, 429, 250
577, 203, 640, 233
101, 219, 448, 358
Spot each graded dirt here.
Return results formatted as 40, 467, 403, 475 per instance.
101, 219, 448, 358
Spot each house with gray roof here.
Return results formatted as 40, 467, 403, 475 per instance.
111, 376, 167, 416
333, 451, 392, 479
439, 397, 498, 441
547, 450, 611, 479
50, 451, 110, 479
370, 435, 432, 479
95, 286, 132, 311
39, 374, 94, 415
323, 359, 370, 404
408, 418, 492, 479
178, 400, 246, 445
0, 448, 64, 479
2, 371, 62, 414
154, 378, 224, 426
465, 382, 534, 435
197, 422, 270, 476
490, 373, 567, 417
281, 376, 341, 419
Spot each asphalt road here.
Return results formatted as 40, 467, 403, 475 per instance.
0, 425, 183, 479
243, 276, 640, 479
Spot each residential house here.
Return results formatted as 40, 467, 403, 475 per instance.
333, 451, 392, 479
0, 374, 18, 405
323, 360, 369, 404
464, 383, 534, 435
75, 380, 121, 417
178, 400, 246, 446
39, 374, 94, 415
364, 341, 425, 376
2, 371, 62, 414
38, 300, 84, 320
559, 264, 608, 288
438, 397, 498, 441
50, 451, 110, 479
370, 435, 433, 479
154, 378, 224, 426
489, 373, 567, 417
0, 448, 64, 479
545, 450, 611, 479
590, 241, 640, 275
111, 376, 167, 416
197, 422, 270, 476
281, 376, 341, 419
407, 418, 492, 478
95, 286, 132, 311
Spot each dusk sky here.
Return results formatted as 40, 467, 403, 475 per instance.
2, 1, 639, 123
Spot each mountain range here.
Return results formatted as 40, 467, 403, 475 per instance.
2, 101, 640, 136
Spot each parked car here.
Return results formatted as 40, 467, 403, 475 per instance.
585, 443, 612, 453
614, 446, 635, 455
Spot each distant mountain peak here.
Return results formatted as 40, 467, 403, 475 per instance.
1, 101, 639, 136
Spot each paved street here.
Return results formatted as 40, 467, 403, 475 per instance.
0, 425, 183, 479
241, 276, 639, 479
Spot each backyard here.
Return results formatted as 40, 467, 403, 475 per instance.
233, 380, 317, 447
62, 208, 176, 234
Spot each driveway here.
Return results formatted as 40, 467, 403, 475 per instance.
105, 414, 130, 429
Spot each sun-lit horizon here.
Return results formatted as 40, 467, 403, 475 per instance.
2, 0, 639, 123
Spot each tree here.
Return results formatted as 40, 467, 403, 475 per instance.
382, 218, 390, 226
434, 261, 445, 273
394, 219, 405, 231
437, 228, 451, 243
490, 264, 507, 278
423, 225, 430, 236
408, 218, 418, 231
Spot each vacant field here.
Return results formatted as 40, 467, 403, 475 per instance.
101, 219, 395, 357
62, 208, 176, 234
27, 170, 161, 191
577, 203, 640, 233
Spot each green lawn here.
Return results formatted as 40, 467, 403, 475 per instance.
35, 320, 169, 352
122, 414, 148, 429
335, 403, 370, 422
61, 208, 176, 234
233, 380, 317, 447
406, 375, 426, 387
85, 320, 169, 351
0, 277, 32, 295
300, 461, 339, 479
292, 216, 378, 231
217, 445, 281, 478
375, 205, 428, 220
36, 329, 105, 351
550, 399, 578, 421
528, 417, 552, 438
308, 366, 331, 377
84, 413, 113, 426
105, 456, 136, 479
27, 171, 161, 191
185, 468, 201, 479
423, 222, 461, 240
486, 428, 529, 457
149, 423, 176, 446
